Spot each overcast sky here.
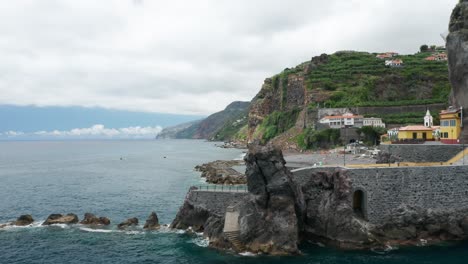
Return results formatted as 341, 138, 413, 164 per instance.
0, 0, 456, 116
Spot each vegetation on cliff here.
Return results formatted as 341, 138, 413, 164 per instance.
307, 51, 449, 108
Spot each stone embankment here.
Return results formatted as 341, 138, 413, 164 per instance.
195, 160, 246, 184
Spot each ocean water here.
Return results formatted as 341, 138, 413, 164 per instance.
0, 140, 467, 264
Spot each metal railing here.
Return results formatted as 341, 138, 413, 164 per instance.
194, 185, 248, 193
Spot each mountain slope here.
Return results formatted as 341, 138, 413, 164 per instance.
158, 101, 250, 140
247, 50, 450, 146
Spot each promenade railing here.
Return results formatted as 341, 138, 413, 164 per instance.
195, 185, 248, 193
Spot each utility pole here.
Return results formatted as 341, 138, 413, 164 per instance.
344, 125, 347, 167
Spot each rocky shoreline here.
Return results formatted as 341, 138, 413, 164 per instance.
172, 143, 468, 255
0, 212, 162, 230
195, 160, 246, 185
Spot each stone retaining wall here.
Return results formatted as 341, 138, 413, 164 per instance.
292, 165, 468, 224
379, 144, 463, 163
188, 191, 247, 216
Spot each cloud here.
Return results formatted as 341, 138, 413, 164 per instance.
0, 0, 457, 115
1, 124, 162, 139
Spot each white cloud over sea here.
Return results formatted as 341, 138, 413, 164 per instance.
1, 124, 162, 139
0, 0, 457, 115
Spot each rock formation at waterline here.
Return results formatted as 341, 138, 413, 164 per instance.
80, 213, 110, 226
118, 217, 139, 229
42, 214, 79, 225
235, 143, 305, 255
448, 0, 468, 141
0, 215, 34, 228
143, 212, 160, 230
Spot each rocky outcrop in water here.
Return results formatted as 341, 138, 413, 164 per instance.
42, 214, 79, 225
118, 217, 139, 229
448, 0, 468, 141
13, 215, 34, 226
0, 215, 34, 228
195, 160, 246, 185
80, 213, 110, 226
143, 212, 160, 230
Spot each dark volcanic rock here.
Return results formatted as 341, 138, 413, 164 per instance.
13, 215, 34, 226
80, 213, 110, 226
143, 212, 160, 230
448, 0, 468, 140
301, 169, 374, 248
118, 217, 139, 229
236, 143, 305, 255
42, 213, 79, 225
170, 187, 211, 231
375, 152, 402, 164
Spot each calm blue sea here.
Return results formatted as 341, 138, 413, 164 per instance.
0, 140, 466, 264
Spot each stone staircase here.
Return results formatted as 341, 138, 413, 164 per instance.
224, 231, 243, 251
223, 205, 244, 251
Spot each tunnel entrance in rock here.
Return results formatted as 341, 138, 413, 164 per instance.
353, 190, 366, 219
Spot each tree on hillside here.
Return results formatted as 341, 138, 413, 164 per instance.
420, 44, 429, 52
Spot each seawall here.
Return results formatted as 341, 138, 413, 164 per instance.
292, 165, 468, 224
379, 144, 463, 163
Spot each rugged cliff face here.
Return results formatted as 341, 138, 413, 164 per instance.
237, 143, 305, 255
447, 0, 468, 141
247, 51, 450, 147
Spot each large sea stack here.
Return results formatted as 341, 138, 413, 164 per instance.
447, 0, 468, 141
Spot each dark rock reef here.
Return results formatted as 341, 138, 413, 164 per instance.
118, 217, 139, 229
0, 215, 35, 228
42, 213, 79, 225
143, 212, 160, 230
195, 160, 246, 185
80, 213, 110, 226
448, 0, 468, 141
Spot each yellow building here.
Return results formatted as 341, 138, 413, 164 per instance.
398, 126, 435, 141
439, 107, 462, 144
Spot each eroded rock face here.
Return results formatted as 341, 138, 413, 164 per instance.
301, 170, 375, 248
143, 212, 160, 230
448, 0, 468, 140
237, 143, 305, 255
117, 218, 139, 229
42, 214, 79, 225
80, 213, 110, 226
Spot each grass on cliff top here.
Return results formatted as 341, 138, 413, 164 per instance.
305, 51, 450, 107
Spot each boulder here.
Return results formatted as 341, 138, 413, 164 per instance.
42, 213, 79, 225
80, 213, 110, 226
13, 215, 34, 226
143, 212, 160, 230
117, 217, 139, 229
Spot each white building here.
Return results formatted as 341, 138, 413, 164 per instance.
320, 113, 364, 128
363, 117, 386, 128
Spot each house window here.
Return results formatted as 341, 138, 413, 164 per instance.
441, 120, 449, 127
450, 120, 456, 127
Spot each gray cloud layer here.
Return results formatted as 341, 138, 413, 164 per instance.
0, 0, 455, 115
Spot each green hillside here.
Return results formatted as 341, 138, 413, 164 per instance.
306, 51, 449, 107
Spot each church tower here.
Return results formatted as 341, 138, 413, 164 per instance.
424, 109, 433, 127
